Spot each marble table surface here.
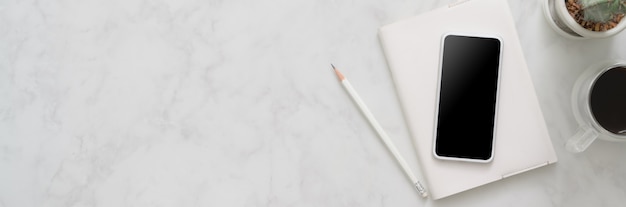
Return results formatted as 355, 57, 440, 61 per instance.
2, 0, 626, 206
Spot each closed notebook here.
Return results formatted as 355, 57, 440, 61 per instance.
378, 0, 558, 200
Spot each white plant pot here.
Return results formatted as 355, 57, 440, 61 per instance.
543, 0, 626, 39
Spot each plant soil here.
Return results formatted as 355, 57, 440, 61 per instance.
566, 0, 625, 32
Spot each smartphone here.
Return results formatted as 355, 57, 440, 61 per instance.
433, 33, 503, 163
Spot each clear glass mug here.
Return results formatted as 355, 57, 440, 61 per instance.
566, 60, 626, 153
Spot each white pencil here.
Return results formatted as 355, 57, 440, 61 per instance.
331, 64, 428, 198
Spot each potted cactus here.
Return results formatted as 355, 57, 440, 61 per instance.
544, 0, 626, 39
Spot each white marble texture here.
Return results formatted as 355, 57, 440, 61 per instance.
1, 0, 626, 206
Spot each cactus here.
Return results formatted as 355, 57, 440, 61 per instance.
579, 0, 626, 23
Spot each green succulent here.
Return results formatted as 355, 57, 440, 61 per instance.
579, 0, 626, 23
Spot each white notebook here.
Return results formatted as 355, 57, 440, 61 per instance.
379, 0, 558, 200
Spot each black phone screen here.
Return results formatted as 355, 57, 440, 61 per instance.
434, 34, 502, 161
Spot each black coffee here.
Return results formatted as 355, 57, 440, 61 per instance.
590, 67, 626, 135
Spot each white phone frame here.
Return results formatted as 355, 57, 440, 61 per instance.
432, 32, 503, 163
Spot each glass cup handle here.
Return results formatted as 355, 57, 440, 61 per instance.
566, 127, 599, 153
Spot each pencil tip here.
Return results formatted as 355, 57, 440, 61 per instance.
331, 64, 345, 80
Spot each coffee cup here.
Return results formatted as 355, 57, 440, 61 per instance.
566, 60, 626, 153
